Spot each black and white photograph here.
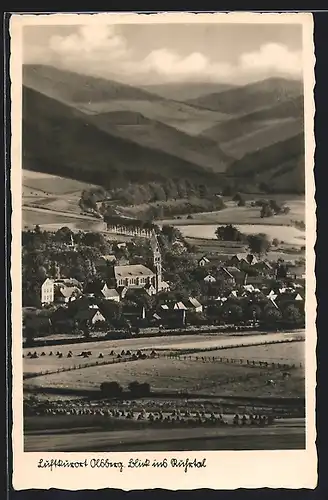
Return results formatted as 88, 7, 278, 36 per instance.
10, 12, 316, 490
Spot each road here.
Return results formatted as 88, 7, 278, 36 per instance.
25, 418, 305, 452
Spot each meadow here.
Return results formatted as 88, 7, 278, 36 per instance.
192, 341, 305, 365
160, 197, 304, 226
24, 355, 304, 399
23, 331, 304, 368
178, 224, 305, 247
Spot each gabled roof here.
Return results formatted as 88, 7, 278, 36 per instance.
198, 256, 210, 263
114, 264, 154, 279
174, 301, 188, 310
187, 297, 202, 309
219, 266, 243, 279
102, 288, 120, 298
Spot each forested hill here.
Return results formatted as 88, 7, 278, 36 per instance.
22, 85, 222, 191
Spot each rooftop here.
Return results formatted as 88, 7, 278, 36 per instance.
114, 264, 155, 280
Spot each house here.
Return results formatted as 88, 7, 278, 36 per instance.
217, 266, 246, 286
84, 281, 120, 302
54, 285, 82, 304
198, 256, 211, 267
121, 304, 146, 324
114, 264, 156, 289
54, 278, 82, 288
242, 284, 255, 293
226, 253, 258, 268
204, 274, 216, 283
75, 309, 106, 327
155, 309, 186, 328
184, 297, 203, 313
41, 278, 54, 305
174, 301, 188, 311
101, 287, 120, 302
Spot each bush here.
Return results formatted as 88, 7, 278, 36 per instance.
128, 381, 151, 397
100, 381, 123, 398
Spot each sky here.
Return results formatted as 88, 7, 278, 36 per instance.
23, 23, 303, 85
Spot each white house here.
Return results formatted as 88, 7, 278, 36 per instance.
204, 274, 216, 283
41, 278, 54, 305
198, 256, 210, 267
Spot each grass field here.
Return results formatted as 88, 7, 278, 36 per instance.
23, 331, 305, 372
179, 224, 305, 246
22, 208, 107, 232
192, 341, 305, 364
23, 170, 99, 195
160, 197, 305, 226
24, 355, 304, 398
158, 197, 305, 250
22, 170, 100, 221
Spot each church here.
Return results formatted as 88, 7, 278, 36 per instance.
112, 231, 168, 295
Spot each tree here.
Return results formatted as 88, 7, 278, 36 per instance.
263, 306, 282, 325
247, 234, 271, 257
128, 381, 151, 397
233, 192, 245, 205
54, 226, 73, 243
282, 304, 303, 325
100, 381, 123, 398
260, 204, 274, 218
215, 224, 245, 242
221, 303, 243, 324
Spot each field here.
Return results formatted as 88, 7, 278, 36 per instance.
22, 170, 104, 230
192, 341, 305, 364
23, 331, 305, 371
160, 197, 305, 226
23, 331, 305, 399
24, 354, 304, 398
24, 419, 306, 452
179, 224, 305, 246
158, 197, 305, 255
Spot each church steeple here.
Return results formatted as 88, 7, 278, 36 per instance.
150, 231, 162, 292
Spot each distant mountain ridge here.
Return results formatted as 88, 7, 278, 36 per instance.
140, 81, 238, 101
23, 64, 164, 103
187, 77, 303, 114
22, 64, 305, 194
23, 86, 221, 190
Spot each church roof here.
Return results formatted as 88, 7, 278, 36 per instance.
114, 264, 155, 280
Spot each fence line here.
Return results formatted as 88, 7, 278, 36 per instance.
23, 338, 303, 381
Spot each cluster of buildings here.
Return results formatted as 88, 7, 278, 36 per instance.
40, 232, 169, 307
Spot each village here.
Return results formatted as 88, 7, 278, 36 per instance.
22, 220, 306, 346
